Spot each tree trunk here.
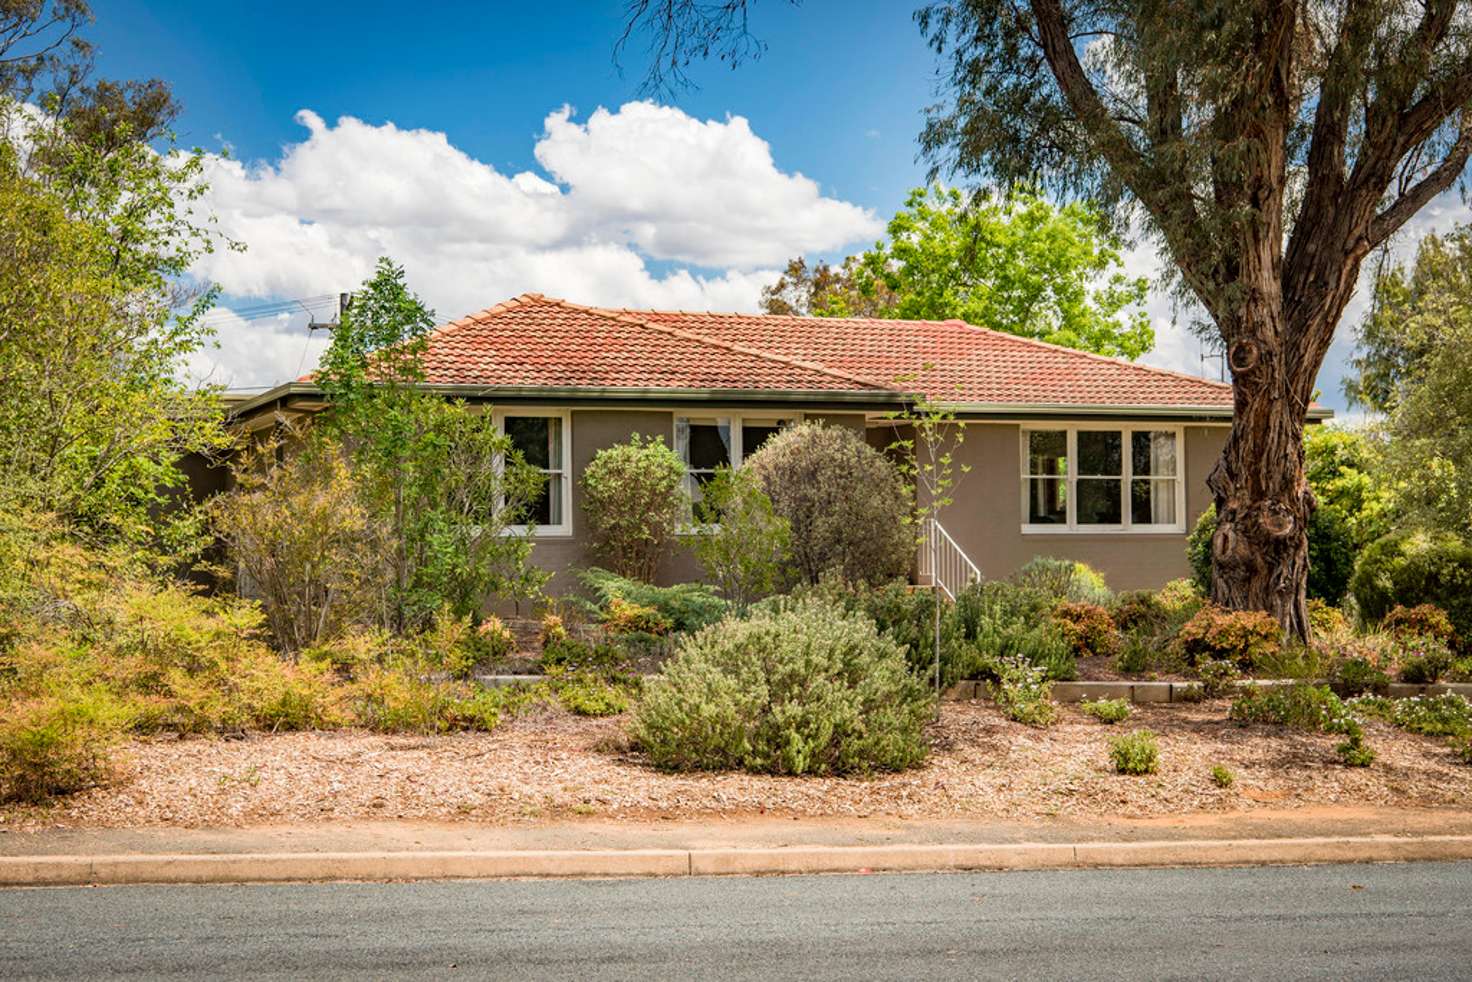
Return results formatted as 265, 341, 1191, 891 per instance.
1206, 305, 1315, 641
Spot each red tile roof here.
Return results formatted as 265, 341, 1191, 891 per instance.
405, 293, 1235, 409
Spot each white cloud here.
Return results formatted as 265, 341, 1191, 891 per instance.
190, 102, 882, 387
186, 308, 332, 391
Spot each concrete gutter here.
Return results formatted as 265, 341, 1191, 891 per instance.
4, 835, 1471, 887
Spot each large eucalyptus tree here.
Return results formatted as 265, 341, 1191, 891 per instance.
623, 0, 1472, 637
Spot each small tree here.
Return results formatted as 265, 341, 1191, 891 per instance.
315, 258, 546, 632
690, 467, 791, 608
580, 434, 687, 582
743, 422, 913, 586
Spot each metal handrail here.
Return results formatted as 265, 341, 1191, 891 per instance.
918, 517, 982, 601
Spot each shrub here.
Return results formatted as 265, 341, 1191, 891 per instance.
417, 608, 480, 679
579, 434, 687, 582
1392, 634, 1457, 683
1382, 604, 1457, 645
689, 467, 791, 607
1188, 507, 1216, 596
1197, 659, 1242, 699
1230, 683, 1371, 764
578, 568, 726, 634
630, 599, 933, 775
1111, 590, 1168, 635
1013, 557, 1110, 605
556, 674, 632, 717
1210, 764, 1235, 788
538, 636, 629, 674
1350, 530, 1472, 643
346, 660, 501, 734
1307, 599, 1350, 639
539, 612, 568, 648
1329, 655, 1391, 697
0, 689, 129, 803
1336, 731, 1376, 767
1051, 602, 1120, 660
603, 597, 673, 636
1176, 605, 1282, 669
1381, 694, 1472, 737
792, 578, 969, 684
1109, 730, 1159, 775
1080, 698, 1132, 724
742, 422, 913, 586
974, 618, 1076, 682
473, 615, 516, 663
209, 441, 389, 653
991, 655, 1057, 726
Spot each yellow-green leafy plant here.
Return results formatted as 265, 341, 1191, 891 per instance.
1109, 729, 1159, 775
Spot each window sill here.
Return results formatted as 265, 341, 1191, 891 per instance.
1020, 525, 1186, 536
504, 526, 574, 539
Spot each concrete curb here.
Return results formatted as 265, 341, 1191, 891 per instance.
943, 680, 1472, 704
4, 835, 1471, 887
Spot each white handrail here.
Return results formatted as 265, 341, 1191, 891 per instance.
918, 517, 981, 601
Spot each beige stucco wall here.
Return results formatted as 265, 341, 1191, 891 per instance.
891, 421, 1227, 592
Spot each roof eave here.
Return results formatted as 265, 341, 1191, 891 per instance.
934, 401, 1334, 422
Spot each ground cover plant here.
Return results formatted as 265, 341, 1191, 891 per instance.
1109, 730, 1159, 775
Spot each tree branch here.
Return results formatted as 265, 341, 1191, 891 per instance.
1368, 113, 1472, 248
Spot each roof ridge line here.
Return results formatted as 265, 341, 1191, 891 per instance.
537, 295, 895, 393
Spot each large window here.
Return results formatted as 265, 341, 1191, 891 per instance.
674, 414, 793, 512
1021, 426, 1183, 532
498, 410, 570, 534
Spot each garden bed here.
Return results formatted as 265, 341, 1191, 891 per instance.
4, 701, 1467, 832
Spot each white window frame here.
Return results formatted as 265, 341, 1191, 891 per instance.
1018, 424, 1187, 534
495, 408, 573, 537
674, 412, 800, 527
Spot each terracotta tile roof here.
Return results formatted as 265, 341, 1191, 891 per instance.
413, 294, 885, 393
398, 293, 1235, 409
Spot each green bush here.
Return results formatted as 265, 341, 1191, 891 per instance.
742, 422, 914, 586
990, 655, 1057, 726
1393, 634, 1457, 684
577, 568, 727, 634
1230, 683, 1371, 763
0, 689, 129, 803
538, 636, 629, 674
1176, 605, 1282, 669
973, 617, 1076, 682
1080, 698, 1132, 724
579, 435, 687, 582
1197, 659, 1242, 699
1051, 602, 1120, 660
1109, 729, 1159, 775
689, 467, 791, 607
555, 673, 632, 717
1351, 531, 1472, 642
1329, 655, 1391, 697
1380, 694, 1472, 737
1012, 557, 1111, 605
630, 600, 933, 774
1210, 764, 1235, 788
1111, 590, 1168, 635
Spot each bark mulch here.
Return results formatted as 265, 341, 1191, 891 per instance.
3, 702, 1468, 831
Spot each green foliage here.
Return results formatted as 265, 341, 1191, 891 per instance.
538, 636, 629, 675
555, 673, 632, 717
630, 599, 934, 775
1051, 602, 1120, 660
1176, 605, 1282, 670
1337, 733, 1377, 767
1080, 697, 1131, 724
957, 580, 1077, 682
577, 568, 727, 635
742, 422, 913, 586
1109, 730, 1159, 775
1192, 500, 1358, 605
0, 120, 228, 551
210, 436, 388, 652
0, 689, 129, 804
990, 654, 1057, 726
1351, 531, 1472, 641
1383, 604, 1457, 645
1210, 764, 1235, 788
1391, 634, 1457, 684
1013, 557, 1111, 606
1329, 655, 1391, 698
1197, 659, 1242, 700
1364, 694, 1472, 738
833, 187, 1153, 358
580, 434, 687, 582
313, 259, 546, 633
1304, 427, 1392, 552
690, 466, 791, 607
1230, 684, 1371, 764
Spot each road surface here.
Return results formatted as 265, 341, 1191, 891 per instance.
3, 861, 1470, 980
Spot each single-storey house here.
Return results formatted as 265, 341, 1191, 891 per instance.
221, 292, 1331, 594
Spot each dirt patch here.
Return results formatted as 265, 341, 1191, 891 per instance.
2, 702, 1468, 831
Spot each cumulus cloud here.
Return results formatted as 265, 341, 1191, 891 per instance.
189, 102, 881, 387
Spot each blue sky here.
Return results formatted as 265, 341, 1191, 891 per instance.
88, 0, 1448, 410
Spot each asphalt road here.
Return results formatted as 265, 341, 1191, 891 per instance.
3, 862, 1470, 980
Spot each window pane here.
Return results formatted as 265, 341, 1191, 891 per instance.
504, 416, 551, 469
1027, 430, 1068, 476
1131, 478, 1178, 526
1077, 478, 1123, 525
527, 477, 553, 526
741, 420, 785, 459
1077, 430, 1122, 476
678, 417, 731, 470
1131, 430, 1177, 477
1026, 477, 1068, 524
